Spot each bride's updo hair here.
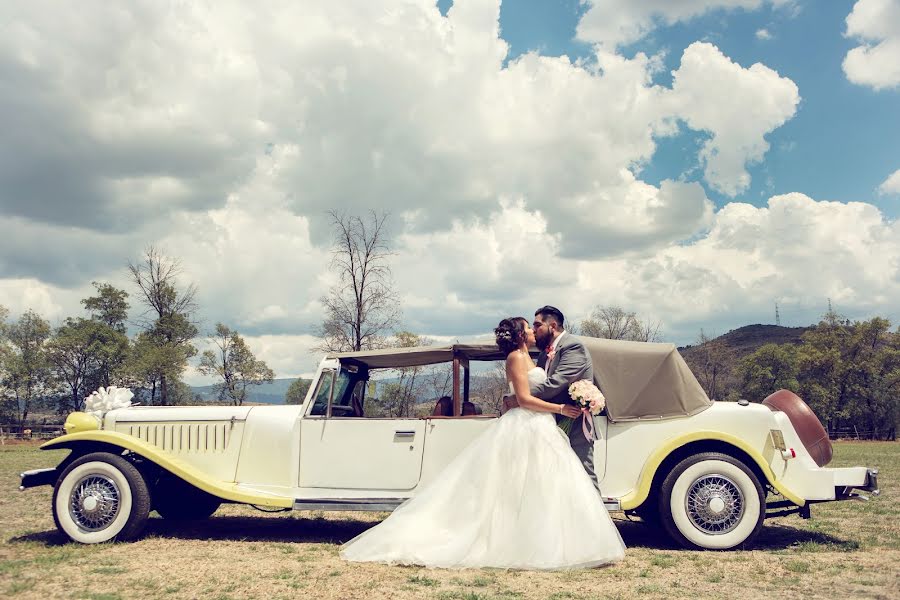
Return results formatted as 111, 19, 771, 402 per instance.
494, 317, 527, 355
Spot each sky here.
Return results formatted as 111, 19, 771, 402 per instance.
1, 0, 898, 384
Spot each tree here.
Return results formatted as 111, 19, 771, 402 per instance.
578, 305, 660, 342
4, 310, 52, 424
0, 305, 10, 421
46, 318, 104, 413
369, 331, 425, 417
684, 329, 734, 400
197, 324, 275, 406
796, 315, 899, 438
82, 282, 130, 333
736, 343, 800, 403
470, 362, 509, 415
128, 246, 199, 405
317, 211, 401, 352
285, 378, 312, 405
125, 331, 180, 406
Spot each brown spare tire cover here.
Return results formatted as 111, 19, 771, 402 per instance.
762, 389, 832, 467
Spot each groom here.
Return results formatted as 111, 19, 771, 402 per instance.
531, 305, 601, 495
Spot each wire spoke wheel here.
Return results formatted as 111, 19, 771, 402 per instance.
684, 473, 744, 535
53, 452, 150, 543
69, 474, 122, 531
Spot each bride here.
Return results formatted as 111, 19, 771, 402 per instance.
340, 317, 626, 570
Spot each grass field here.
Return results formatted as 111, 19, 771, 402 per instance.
0, 441, 897, 599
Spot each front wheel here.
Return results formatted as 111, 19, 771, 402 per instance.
659, 452, 765, 550
52, 452, 151, 544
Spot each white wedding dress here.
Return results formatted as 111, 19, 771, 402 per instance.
340, 367, 626, 570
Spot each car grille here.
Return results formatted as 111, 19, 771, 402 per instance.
124, 423, 231, 453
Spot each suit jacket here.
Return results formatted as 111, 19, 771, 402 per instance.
532, 332, 595, 441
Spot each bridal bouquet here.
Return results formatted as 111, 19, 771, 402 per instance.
84, 386, 135, 420
558, 379, 605, 441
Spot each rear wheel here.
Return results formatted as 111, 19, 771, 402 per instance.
52, 452, 151, 543
659, 452, 765, 550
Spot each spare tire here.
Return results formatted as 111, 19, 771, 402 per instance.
762, 389, 832, 467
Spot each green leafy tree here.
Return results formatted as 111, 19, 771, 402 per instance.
126, 331, 192, 406
128, 246, 199, 405
285, 378, 312, 405
82, 282, 130, 333
684, 329, 735, 401
736, 343, 800, 402
0, 305, 11, 421
197, 324, 275, 406
797, 315, 899, 438
4, 310, 52, 424
46, 318, 102, 413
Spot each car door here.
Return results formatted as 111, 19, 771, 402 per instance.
417, 416, 497, 487
298, 369, 426, 490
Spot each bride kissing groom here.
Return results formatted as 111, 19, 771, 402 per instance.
340, 305, 626, 570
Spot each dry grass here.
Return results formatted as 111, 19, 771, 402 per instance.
1, 441, 898, 599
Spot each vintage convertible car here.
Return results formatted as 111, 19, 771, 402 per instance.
21, 338, 879, 549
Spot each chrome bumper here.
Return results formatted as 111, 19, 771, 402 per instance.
837, 468, 879, 501
19, 467, 58, 490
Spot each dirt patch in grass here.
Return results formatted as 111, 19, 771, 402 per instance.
1, 442, 898, 599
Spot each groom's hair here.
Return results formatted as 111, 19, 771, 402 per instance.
535, 305, 565, 329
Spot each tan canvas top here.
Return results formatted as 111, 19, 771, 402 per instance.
327, 337, 711, 421
581, 337, 712, 422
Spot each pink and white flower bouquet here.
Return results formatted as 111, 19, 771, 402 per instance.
559, 379, 605, 441
568, 379, 605, 415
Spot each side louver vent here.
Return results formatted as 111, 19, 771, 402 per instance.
127, 423, 230, 453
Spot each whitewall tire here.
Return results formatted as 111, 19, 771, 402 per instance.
659, 452, 765, 550
52, 452, 151, 544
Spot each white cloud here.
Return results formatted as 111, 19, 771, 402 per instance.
843, 0, 900, 90
0, 279, 67, 322
5, 0, 894, 381
756, 28, 773, 40
878, 169, 900, 195
571, 193, 900, 338
666, 43, 800, 196
576, 0, 793, 48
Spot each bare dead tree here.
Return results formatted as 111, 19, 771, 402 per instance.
578, 305, 661, 342
127, 245, 199, 405
316, 211, 401, 352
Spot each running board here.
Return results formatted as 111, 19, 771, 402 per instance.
293, 498, 406, 512
293, 498, 622, 512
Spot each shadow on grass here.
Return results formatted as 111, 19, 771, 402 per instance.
10, 513, 861, 553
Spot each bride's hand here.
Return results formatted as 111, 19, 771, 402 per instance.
560, 405, 581, 419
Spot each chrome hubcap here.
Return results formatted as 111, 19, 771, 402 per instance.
685, 473, 744, 534
69, 474, 121, 531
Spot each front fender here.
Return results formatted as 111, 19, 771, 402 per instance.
620, 430, 805, 510
41, 431, 292, 508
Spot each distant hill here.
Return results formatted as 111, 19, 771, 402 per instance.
678, 324, 811, 362
191, 378, 305, 405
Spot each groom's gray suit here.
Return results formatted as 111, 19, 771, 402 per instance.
532, 332, 601, 495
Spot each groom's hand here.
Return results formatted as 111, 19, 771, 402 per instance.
560, 405, 581, 418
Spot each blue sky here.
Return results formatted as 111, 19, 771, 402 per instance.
492, 0, 899, 216
1, 0, 898, 380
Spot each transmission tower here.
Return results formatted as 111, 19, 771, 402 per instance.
775, 302, 781, 326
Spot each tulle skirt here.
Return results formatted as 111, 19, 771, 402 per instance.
340, 407, 626, 570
